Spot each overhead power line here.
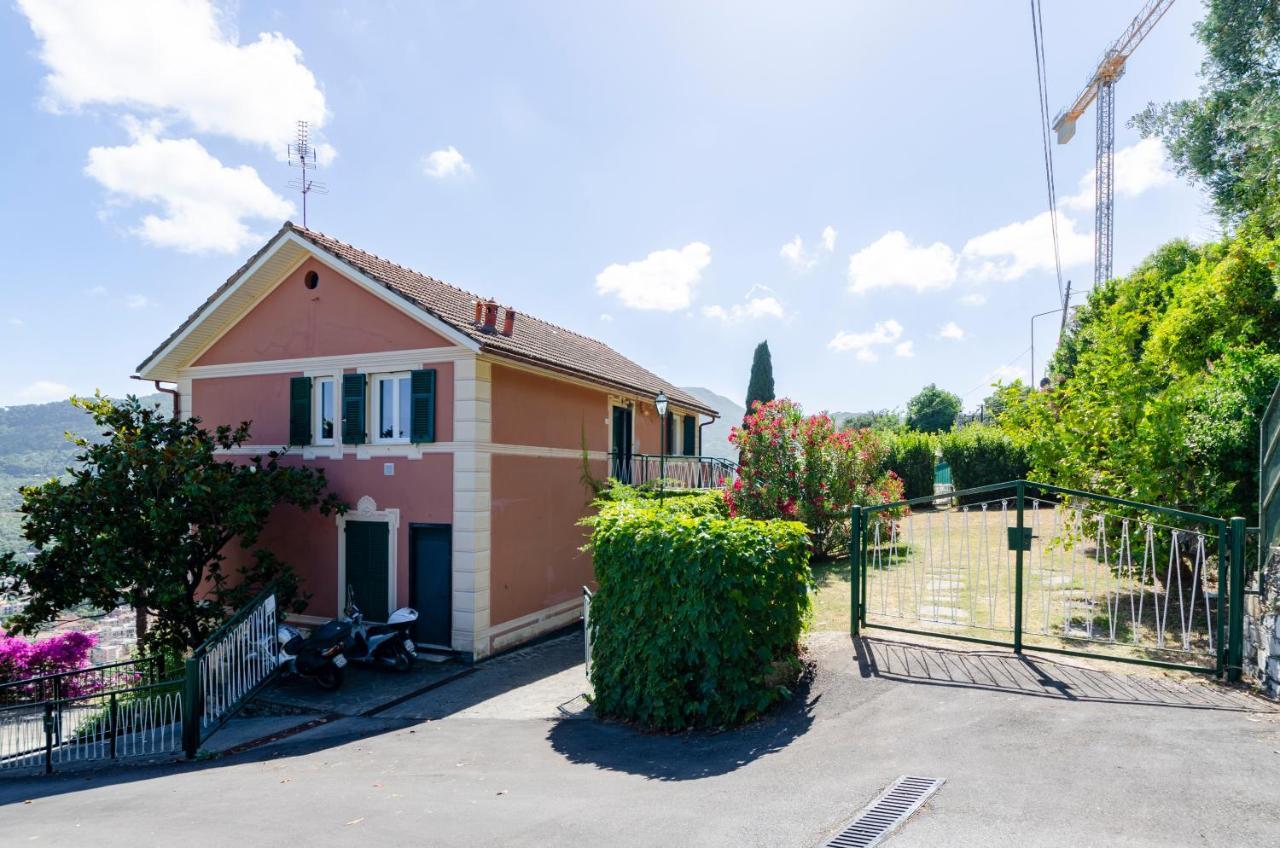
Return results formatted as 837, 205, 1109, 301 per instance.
1029, 0, 1065, 308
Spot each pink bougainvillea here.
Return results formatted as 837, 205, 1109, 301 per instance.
0, 630, 97, 695
726, 399, 904, 558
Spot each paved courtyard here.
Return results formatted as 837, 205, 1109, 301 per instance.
1, 630, 1277, 847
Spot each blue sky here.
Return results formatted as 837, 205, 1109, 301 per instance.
0, 1, 1216, 413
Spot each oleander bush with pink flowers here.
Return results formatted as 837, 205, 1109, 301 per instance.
726, 399, 904, 559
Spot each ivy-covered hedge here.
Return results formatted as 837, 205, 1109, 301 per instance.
884, 431, 936, 500
587, 502, 811, 730
939, 424, 1029, 501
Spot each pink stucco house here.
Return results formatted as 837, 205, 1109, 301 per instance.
136, 223, 724, 659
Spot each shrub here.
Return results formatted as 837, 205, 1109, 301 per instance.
587, 501, 811, 730
940, 425, 1029, 501
0, 630, 98, 701
885, 431, 936, 500
728, 399, 902, 558
595, 484, 728, 517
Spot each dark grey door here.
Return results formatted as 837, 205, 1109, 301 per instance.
611, 405, 633, 482
410, 524, 452, 647
345, 520, 390, 622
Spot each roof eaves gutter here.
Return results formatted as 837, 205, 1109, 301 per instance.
479, 346, 719, 418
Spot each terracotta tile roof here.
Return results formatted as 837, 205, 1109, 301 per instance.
142, 222, 718, 418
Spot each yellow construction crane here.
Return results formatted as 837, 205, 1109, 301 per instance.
1051, 0, 1175, 285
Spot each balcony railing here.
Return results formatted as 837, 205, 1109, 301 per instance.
609, 453, 737, 489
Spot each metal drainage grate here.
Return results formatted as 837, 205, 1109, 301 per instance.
820, 775, 945, 848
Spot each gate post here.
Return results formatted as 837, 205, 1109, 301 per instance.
1228, 516, 1246, 683
851, 507, 864, 637
1013, 481, 1026, 654
182, 656, 201, 759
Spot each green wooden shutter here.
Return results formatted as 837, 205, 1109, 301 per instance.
289, 376, 312, 446
682, 414, 696, 456
410, 368, 437, 443
341, 373, 367, 445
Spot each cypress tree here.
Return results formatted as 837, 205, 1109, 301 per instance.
744, 340, 775, 417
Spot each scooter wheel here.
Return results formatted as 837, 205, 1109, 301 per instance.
392, 645, 413, 673
315, 664, 345, 690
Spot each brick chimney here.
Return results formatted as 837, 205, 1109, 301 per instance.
482, 298, 499, 332
501, 307, 516, 336
473, 299, 483, 325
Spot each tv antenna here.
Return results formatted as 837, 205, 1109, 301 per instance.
287, 120, 327, 227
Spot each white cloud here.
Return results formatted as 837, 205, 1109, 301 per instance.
847, 231, 958, 294
959, 210, 1092, 282
780, 225, 837, 271
89, 285, 107, 296
821, 225, 837, 252
125, 294, 152, 309
595, 242, 711, 311
990, 364, 1028, 383
959, 293, 987, 306
17, 380, 73, 403
938, 321, 965, 341
1061, 138, 1173, 211
599, 313, 613, 322
85, 133, 293, 253
828, 319, 905, 363
8, 318, 24, 327
894, 340, 914, 358
17, 0, 331, 156
703, 290, 785, 323
421, 146, 472, 179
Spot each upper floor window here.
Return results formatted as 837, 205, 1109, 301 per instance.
314, 377, 335, 444
373, 372, 411, 443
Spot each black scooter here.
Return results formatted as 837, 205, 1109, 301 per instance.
276, 619, 352, 689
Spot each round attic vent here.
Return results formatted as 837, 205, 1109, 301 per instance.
304, 270, 320, 289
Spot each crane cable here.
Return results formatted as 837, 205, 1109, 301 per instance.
1030, 0, 1065, 307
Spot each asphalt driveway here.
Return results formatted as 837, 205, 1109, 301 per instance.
1, 631, 1277, 847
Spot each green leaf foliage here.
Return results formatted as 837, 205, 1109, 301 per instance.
905, 383, 962, 433
744, 340, 776, 417
884, 431, 936, 500
1000, 225, 1280, 521
593, 484, 728, 517
587, 501, 811, 730
939, 424, 1029, 502
0, 394, 348, 656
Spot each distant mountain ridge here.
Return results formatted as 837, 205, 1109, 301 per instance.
0, 394, 166, 555
679, 387, 742, 460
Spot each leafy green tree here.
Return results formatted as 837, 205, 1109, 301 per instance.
840, 409, 903, 432
0, 395, 347, 655
905, 384, 962, 433
1133, 0, 1280, 231
744, 340, 775, 416
1002, 226, 1280, 522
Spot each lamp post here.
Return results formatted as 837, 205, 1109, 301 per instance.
655, 390, 668, 503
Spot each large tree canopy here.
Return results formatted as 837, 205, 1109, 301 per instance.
999, 228, 1280, 520
0, 395, 347, 655
1134, 0, 1280, 230
905, 384, 962, 433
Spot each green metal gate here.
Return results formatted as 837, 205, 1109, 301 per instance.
851, 480, 1246, 678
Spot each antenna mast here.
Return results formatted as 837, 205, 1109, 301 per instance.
287, 120, 327, 228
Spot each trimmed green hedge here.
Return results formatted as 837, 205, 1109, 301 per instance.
594, 484, 727, 517
885, 431, 936, 500
587, 502, 811, 729
939, 424, 1029, 501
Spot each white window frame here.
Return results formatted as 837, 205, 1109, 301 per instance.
371, 371, 412, 444
313, 376, 336, 445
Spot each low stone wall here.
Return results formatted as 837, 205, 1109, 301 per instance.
1243, 548, 1280, 697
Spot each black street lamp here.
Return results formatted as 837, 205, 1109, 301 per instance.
655, 390, 668, 503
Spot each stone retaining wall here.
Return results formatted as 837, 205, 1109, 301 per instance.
1243, 548, 1280, 697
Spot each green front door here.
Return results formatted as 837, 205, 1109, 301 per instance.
345, 520, 390, 622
